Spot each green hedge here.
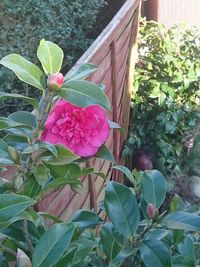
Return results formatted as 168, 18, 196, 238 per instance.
0, 0, 106, 115
124, 19, 200, 174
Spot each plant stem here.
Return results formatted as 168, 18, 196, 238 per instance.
0, 243, 17, 257
23, 220, 33, 255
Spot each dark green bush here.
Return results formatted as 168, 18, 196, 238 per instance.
0, 0, 106, 115
124, 19, 200, 174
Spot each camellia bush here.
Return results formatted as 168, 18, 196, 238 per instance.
124, 19, 200, 175
1, 40, 200, 267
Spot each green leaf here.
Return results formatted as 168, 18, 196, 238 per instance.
108, 121, 124, 134
0, 91, 38, 109
0, 194, 36, 224
0, 138, 8, 151
33, 164, 49, 186
95, 145, 115, 163
170, 194, 183, 212
104, 181, 140, 237
37, 39, 64, 75
38, 212, 63, 223
140, 239, 172, 267
112, 165, 135, 185
0, 54, 45, 90
40, 177, 82, 195
32, 223, 75, 267
24, 176, 41, 199
100, 223, 122, 262
8, 111, 37, 129
22, 142, 58, 158
0, 251, 8, 267
0, 178, 13, 193
0, 117, 31, 131
70, 210, 103, 229
177, 235, 196, 264
59, 80, 110, 110
140, 170, 167, 208
3, 134, 29, 151
172, 256, 193, 267
41, 144, 79, 165
64, 63, 97, 81
55, 239, 95, 267
163, 211, 200, 231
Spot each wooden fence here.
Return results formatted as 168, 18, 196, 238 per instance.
2, 0, 141, 219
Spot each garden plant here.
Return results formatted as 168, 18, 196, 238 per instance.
0, 40, 200, 267
124, 19, 200, 176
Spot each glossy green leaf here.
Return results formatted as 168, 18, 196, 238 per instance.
0, 138, 8, 151
22, 142, 58, 158
59, 80, 110, 110
0, 178, 13, 193
0, 54, 45, 90
140, 239, 172, 267
170, 194, 183, 212
33, 164, 49, 186
40, 178, 82, 195
95, 145, 115, 163
140, 170, 167, 208
64, 63, 97, 81
0, 117, 31, 131
104, 181, 140, 237
3, 134, 29, 151
56, 239, 95, 267
0, 91, 38, 109
41, 144, 79, 165
0, 194, 35, 222
70, 210, 103, 229
163, 211, 200, 231
108, 120, 124, 134
177, 235, 196, 264
8, 111, 37, 129
38, 212, 63, 223
112, 165, 135, 185
172, 256, 194, 267
32, 223, 75, 267
100, 223, 122, 262
24, 176, 42, 199
37, 39, 64, 75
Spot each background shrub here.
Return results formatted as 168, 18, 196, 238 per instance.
0, 0, 106, 115
124, 19, 200, 175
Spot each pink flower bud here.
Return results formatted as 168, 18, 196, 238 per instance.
146, 203, 158, 219
47, 72, 64, 91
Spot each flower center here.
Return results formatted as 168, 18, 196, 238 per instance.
51, 107, 101, 146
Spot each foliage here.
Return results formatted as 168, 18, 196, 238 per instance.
124, 19, 200, 174
0, 0, 106, 116
1, 39, 200, 267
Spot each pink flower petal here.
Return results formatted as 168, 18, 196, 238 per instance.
41, 100, 110, 157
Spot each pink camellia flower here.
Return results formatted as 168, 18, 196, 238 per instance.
47, 72, 64, 91
41, 100, 110, 157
